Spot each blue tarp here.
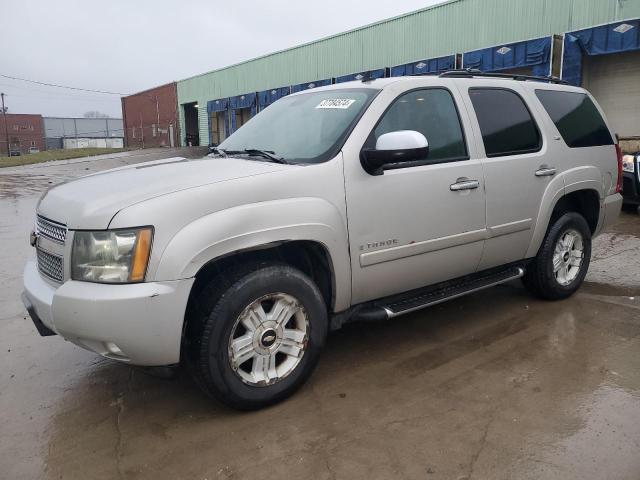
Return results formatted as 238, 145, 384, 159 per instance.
463, 37, 551, 76
390, 55, 456, 77
258, 87, 290, 110
207, 98, 228, 113
229, 92, 257, 133
290, 78, 332, 93
563, 19, 640, 86
207, 98, 230, 141
335, 68, 386, 83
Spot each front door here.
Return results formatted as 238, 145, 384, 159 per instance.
344, 86, 487, 304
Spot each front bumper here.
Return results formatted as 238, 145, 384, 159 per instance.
22, 260, 194, 366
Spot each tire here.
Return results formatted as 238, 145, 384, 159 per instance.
523, 212, 592, 300
185, 262, 328, 410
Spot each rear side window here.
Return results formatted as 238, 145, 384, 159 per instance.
535, 90, 613, 148
469, 88, 541, 157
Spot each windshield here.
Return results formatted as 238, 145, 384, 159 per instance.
218, 88, 378, 164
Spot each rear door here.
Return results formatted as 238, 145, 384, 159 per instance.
457, 81, 563, 270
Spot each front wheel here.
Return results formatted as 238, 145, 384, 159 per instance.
523, 212, 592, 300
186, 263, 328, 410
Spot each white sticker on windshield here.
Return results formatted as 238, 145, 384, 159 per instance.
316, 99, 356, 109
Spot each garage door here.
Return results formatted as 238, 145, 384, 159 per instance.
582, 51, 640, 138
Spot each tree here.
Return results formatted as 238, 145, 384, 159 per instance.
83, 111, 110, 118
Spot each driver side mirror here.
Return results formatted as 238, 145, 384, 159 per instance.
360, 130, 429, 175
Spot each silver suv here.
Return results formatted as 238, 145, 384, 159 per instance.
23, 72, 623, 409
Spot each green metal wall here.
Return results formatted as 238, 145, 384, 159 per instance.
178, 0, 640, 146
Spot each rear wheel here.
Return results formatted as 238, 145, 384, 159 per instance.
523, 212, 592, 300
185, 263, 328, 410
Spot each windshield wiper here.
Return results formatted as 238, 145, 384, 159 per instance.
241, 149, 290, 164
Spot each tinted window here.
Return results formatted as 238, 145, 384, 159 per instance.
469, 88, 541, 157
535, 90, 613, 148
370, 89, 467, 162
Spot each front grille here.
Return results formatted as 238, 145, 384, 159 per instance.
37, 248, 64, 282
36, 215, 67, 243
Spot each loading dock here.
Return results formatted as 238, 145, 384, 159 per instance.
229, 93, 257, 134
390, 55, 456, 77
463, 37, 554, 76
336, 68, 386, 83
182, 102, 200, 146
258, 87, 290, 112
563, 19, 640, 147
207, 98, 229, 146
290, 78, 332, 93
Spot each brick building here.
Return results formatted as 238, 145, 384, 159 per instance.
0, 113, 45, 155
121, 82, 180, 149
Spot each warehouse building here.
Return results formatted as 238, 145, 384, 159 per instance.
120, 0, 640, 152
563, 18, 640, 148
44, 117, 124, 150
0, 113, 45, 155
121, 82, 180, 148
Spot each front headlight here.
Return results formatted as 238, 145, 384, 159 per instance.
622, 154, 635, 173
72, 227, 153, 283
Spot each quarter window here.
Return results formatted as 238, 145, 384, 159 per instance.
369, 88, 468, 163
535, 90, 613, 148
469, 88, 541, 157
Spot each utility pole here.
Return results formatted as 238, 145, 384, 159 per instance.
155, 95, 160, 131
1, 93, 9, 156
140, 112, 144, 149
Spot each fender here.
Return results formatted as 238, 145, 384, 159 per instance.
525, 165, 603, 258
154, 197, 352, 311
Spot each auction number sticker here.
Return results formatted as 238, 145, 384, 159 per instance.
316, 99, 356, 109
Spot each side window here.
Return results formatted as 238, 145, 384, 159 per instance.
469, 88, 541, 157
535, 90, 613, 148
369, 88, 467, 163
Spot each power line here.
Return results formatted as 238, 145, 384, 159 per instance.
0, 82, 121, 100
0, 74, 128, 96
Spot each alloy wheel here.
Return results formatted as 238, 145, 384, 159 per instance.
228, 293, 309, 386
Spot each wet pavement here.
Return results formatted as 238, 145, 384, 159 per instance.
1, 150, 639, 480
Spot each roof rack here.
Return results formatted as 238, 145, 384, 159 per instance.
439, 68, 568, 84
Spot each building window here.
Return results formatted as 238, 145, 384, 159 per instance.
12, 125, 18, 131
132, 127, 136, 139
28, 125, 34, 131
152, 124, 157, 137
30, 140, 36, 147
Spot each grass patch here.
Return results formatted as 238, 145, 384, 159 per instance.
0, 148, 129, 168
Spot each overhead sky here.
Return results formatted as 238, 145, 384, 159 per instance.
0, 0, 445, 118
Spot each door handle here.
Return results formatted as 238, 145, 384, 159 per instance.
450, 178, 480, 191
535, 165, 556, 177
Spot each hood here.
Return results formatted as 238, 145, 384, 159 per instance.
37, 156, 289, 229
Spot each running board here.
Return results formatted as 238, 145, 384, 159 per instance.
349, 265, 525, 324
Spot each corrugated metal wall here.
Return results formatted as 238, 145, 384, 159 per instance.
178, 0, 640, 145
